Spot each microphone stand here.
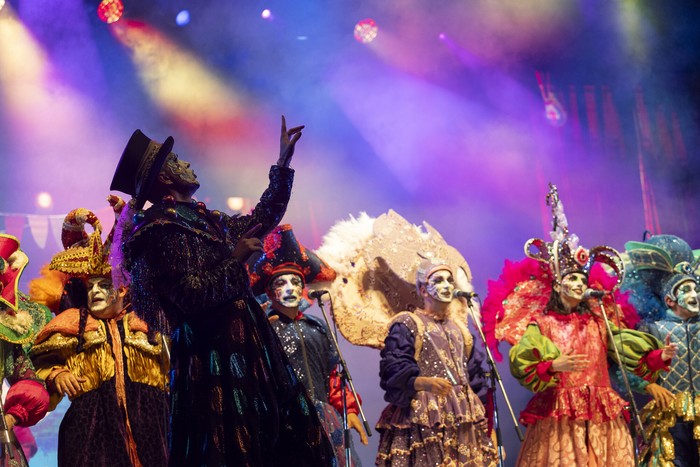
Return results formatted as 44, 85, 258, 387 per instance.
0, 372, 26, 466
595, 295, 646, 465
316, 293, 372, 467
464, 296, 524, 467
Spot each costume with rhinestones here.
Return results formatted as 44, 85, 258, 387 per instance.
617, 235, 700, 466
0, 235, 52, 467
482, 184, 669, 466
376, 308, 497, 466
315, 212, 496, 466
29, 202, 170, 467
117, 166, 334, 466
248, 224, 362, 465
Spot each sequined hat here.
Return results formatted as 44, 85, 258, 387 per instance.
524, 183, 624, 286
111, 129, 174, 209
248, 224, 337, 296
0, 235, 27, 311
49, 197, 125, 278
622, 234, 698, 321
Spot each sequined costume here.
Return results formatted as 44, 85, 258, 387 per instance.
121, 166, 334, 466
616, 235, 700, 466
31, 309, 169, 467
376, 310, 497, 466
28, 203, 170, 467
0, 297, 51, 467
269, 311, 362, 465
509, 306, 666, 466
483, 184, 669, 467
0, 294, 51, 434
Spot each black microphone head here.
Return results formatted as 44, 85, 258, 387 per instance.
308, 290, 328, 300
453, 290, 478, 299
583, 289, 606, 299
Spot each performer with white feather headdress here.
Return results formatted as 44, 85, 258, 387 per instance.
316, 210, 497, 466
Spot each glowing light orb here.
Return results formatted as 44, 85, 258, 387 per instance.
0, 0, 5, 13
354, 18, 378, 44
97, 0, 124, 24
176, 10, 190, 26
227, 197, 244, 212
36, 192, 53, 209
261, 9, 272, 20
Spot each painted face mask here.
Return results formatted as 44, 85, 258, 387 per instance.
674, 280, 700, 316
559, 272, 587, 304
271, 273, 304, 308
164, 153, 199, 190
86, 276, 121, 319
426, 270, 455, 303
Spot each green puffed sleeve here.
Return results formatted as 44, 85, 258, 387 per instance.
607, 324, 664, 381
509, 323, 561, 393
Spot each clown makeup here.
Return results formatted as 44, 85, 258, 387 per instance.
86, 277, 121, 319
673, 280, 699, 317
426, 270, 455, 303
559, 272, 587, 309
271, 273, 304, 309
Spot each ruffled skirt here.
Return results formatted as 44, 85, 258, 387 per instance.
515, 415, 634, 467
375, 385, 497, 466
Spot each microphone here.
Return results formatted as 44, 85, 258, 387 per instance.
583, 289, 607, 299
308, 290, 329, 300
453, 290, 479, 300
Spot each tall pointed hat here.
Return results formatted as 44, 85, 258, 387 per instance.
248, 224, 336, 296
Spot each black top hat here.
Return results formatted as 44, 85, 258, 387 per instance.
110, 129, 174, 209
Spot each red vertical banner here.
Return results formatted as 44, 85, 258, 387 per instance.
671, 111, 688, 161
568, 85, 582, 147
655, 107, 674, 161
634, 87, 656, 159
634, 103, 661, 236
584, 85, 601, 155
600, 86, 626, 159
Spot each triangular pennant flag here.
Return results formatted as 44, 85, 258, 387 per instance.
49, 214, 65, 249
4, 216, 25, 242
26, 214, 49, 248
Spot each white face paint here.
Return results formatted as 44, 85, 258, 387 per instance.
425, 269, 455, 303
673, 280, 699, 317
559, 272, 587, 308
271, 273, 304, 309
86, 277, 121, 319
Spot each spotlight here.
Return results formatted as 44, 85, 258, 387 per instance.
354, 18, 378, 44
36, 192, 53, 209
175, 10, 190, 26
261, 9, 272, 20
97, 0, 124, 24
227, 197, 244, 212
